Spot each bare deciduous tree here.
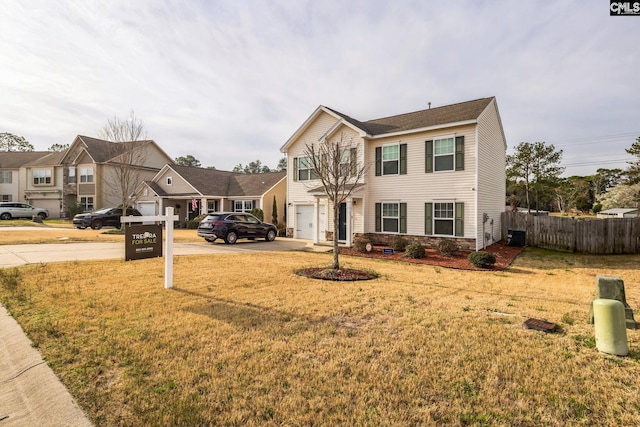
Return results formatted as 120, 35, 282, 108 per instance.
98, 111, 149, 215
303, 134, 368, 270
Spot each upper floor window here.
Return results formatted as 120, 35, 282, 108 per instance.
426, 136, 464, 173
68, 167, 76, 184
80, 167, 94, 183
33, 169, 52, 185
295, 156, 318, 181
1, 171, 11, 184
166, 176, 173, 186
375, 144, 407, 176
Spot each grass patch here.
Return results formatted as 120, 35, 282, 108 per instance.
0, 250, 639, 425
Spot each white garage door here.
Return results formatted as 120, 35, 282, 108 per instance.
137, 202, 156, 216
296, 205, 314, 240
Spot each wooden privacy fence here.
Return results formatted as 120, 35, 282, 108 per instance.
501, 212, 640, 254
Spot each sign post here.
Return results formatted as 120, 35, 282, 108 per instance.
121, 207, 179, 289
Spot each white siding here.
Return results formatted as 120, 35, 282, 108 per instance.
363, 124, 477, 238
476, 99, 507, 249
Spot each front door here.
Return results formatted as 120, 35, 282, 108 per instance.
338, 203, 347, 241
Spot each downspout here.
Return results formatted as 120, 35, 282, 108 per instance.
475, 125, 480, 251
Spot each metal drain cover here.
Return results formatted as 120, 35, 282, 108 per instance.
523, 318, 557, 333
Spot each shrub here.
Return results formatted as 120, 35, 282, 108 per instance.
353, 236, 371, 253
388, 235, 407, 251
66, 203, 85, 218
468, 251, 496, 268
251, 208, 264, 221
438, 239, 460, 257
403, 242, 426, 259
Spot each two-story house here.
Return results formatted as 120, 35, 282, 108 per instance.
0, 152, 53, 205
58, 135, 174, 214
280, 97, 506, 251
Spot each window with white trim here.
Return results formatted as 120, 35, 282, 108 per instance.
33, 169, 52, 185
166, 176, 173, 186
1, 194, 11, 202
382, 202, 400, 233
80, 197, 94, 211
434, 202, 454, 235
80, 167, 94, 183
296, 156, 318, 181
68, 167, 76, 183
434, 137, 454, 172
234, 200, 253, 212
382, 145, 399, 175
1, 171, 11, 184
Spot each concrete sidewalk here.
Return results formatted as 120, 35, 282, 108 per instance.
0, 238, 326, 425
0, 304, 92, 426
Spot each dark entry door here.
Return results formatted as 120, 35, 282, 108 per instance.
338, 203, 347, 241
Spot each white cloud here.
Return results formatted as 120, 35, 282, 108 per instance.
0, 0, 638, 174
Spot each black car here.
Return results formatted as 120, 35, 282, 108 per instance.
73, 207, 142, 230
197, 212, 277, 244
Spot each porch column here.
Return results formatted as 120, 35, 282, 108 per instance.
201, 198, 207, 215
346, 198, 353, 247
313, 198, 319, 244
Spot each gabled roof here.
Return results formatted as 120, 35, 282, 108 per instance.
62, 135, 164, 164
24, 150, 68, 167
0, 151, 52, 168
165, 165, 285, 197
345, 97, 495, 136
281, 97, 496, 151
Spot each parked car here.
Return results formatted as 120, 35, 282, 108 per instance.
0, 202, 49, 220
197, 212, 277, 244
73, 207, 142, 230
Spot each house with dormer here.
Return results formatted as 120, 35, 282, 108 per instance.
280, 97, 506, 250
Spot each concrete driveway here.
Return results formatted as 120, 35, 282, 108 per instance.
0, 238, 325, 268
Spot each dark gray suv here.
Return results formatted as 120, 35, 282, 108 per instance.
197, 212, 277, 244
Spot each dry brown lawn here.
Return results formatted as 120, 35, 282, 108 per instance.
1, 248, 639, 426
0, 224, 201, 244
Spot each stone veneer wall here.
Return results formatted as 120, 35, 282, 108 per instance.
359, 233, 476, 251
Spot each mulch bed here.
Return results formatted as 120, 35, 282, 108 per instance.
339, 240, 524, 271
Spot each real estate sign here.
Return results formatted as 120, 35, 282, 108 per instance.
125, 224, 162, 261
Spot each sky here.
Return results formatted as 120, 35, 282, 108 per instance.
1, 0, 639, 176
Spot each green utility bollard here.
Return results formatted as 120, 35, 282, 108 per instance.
593, 298, 629, 356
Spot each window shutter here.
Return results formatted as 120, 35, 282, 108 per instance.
350, 147, 357, 176
455, 136, 465, 171
400, 202, 407, 233
425, 203, 433, 235
455, 202, 464, 237
400, 144, 407, 175
425, 140, 433, 173
293, 157, 298, 182
375, 203, 381, 232
375, 147, 382, 176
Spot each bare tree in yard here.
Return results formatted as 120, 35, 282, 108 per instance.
303, 134, 368, 270
98, 111, 148, 216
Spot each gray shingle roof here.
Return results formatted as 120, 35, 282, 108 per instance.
77, 135, 152, 163
326, 97, 495, 136
0, 151, 52, 168
170, 165, 285, 197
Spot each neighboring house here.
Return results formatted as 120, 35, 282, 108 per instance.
58, 135, 174, 214
0, 151, 54, 207
134, 164, 286, 224
280, 97, 506, 250
23, 151, 68, 218
597, 208, 640, 219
